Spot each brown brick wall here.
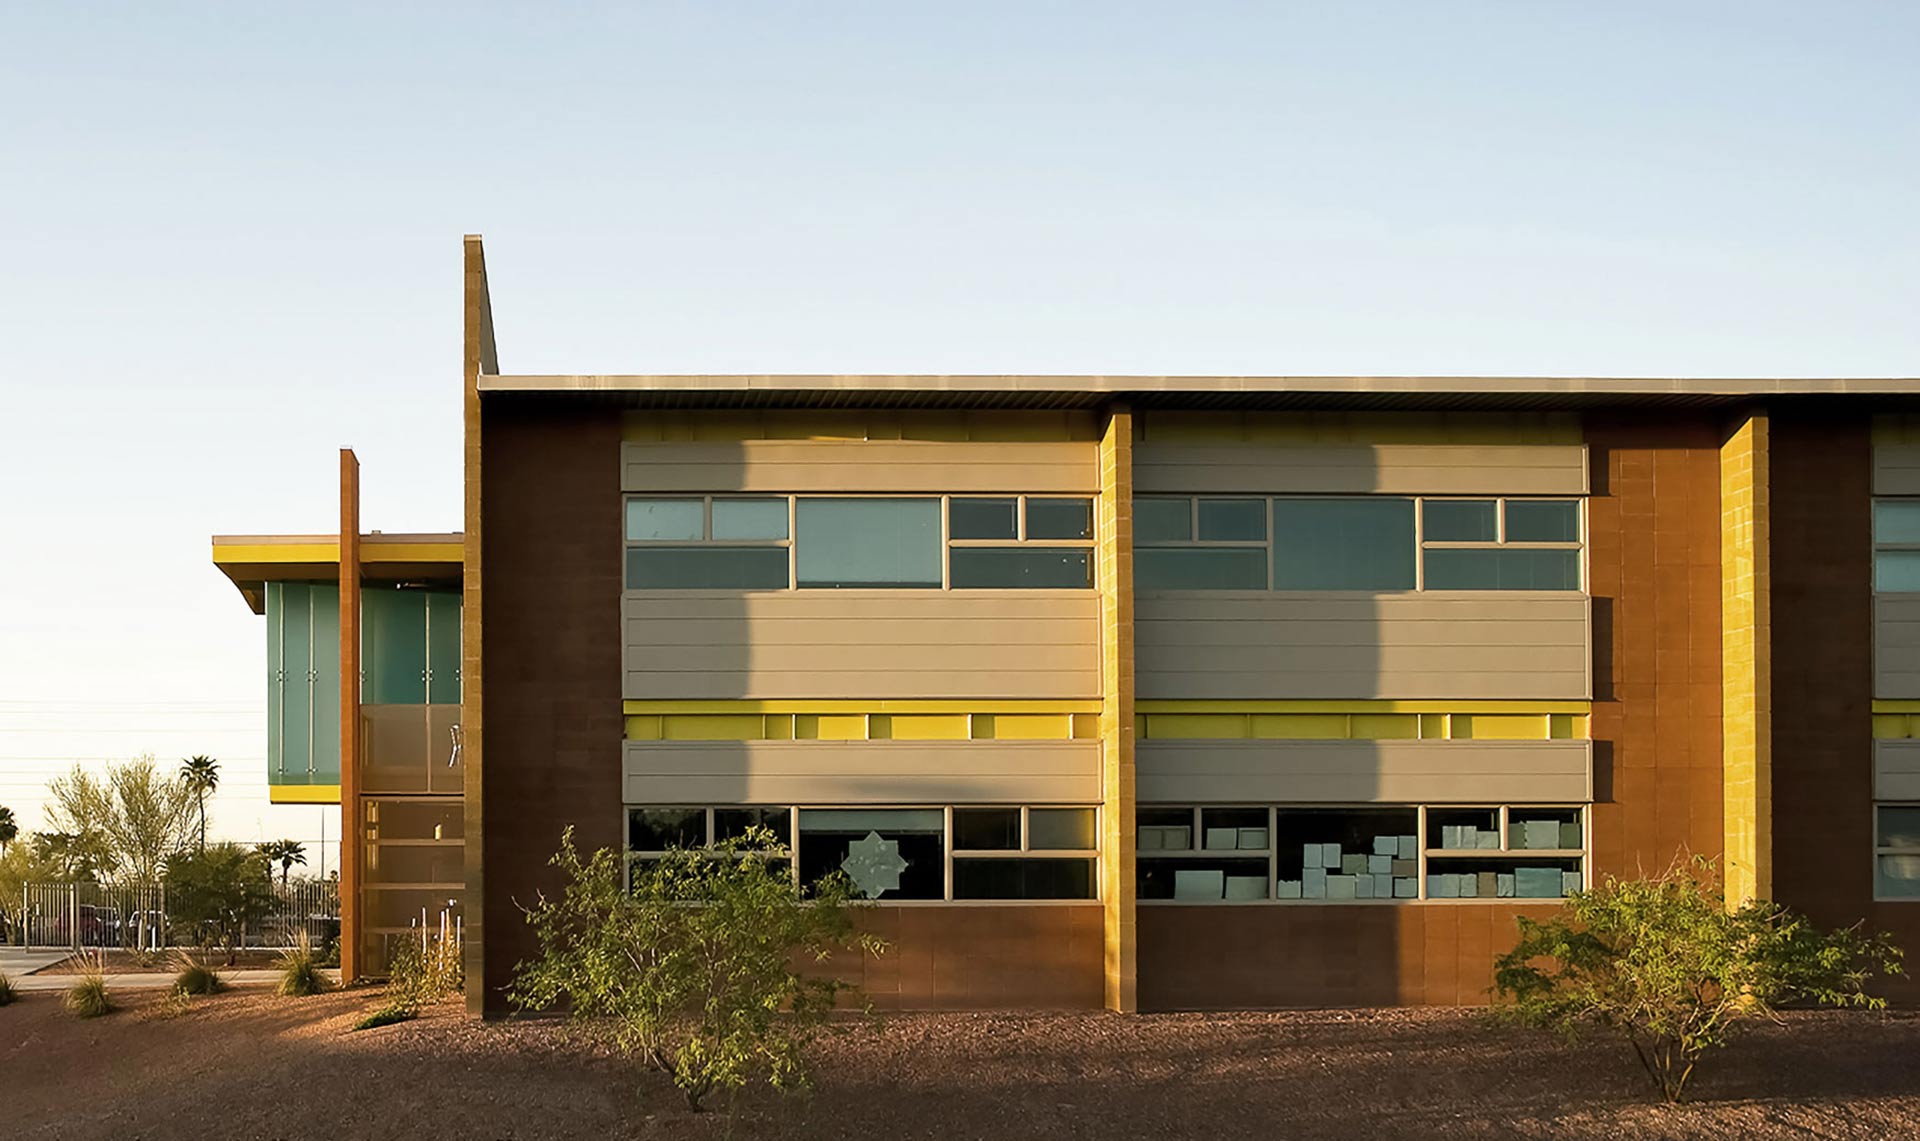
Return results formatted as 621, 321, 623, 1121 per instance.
1583, 414, 1725, 878
823, 906, 1105, 1010
1768, 408, 1920, 997
478, 396, 626, 1011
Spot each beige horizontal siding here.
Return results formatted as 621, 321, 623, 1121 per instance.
1874, 442, 1920, 496
1876, 596, 1920, 698
1133, 443, 1588, 495
623, 739, 1102, 803
620, 440, 1097, 494
1137, 593, 1590, 701
1875, 740, 1920, 800
624, 591, 1101, 700
1137, 739, 1593, 803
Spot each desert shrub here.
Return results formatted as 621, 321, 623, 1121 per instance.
64, 953, 114, 1018
0, 970, 16, 1006
509, 825, 884, 1112
276, 931, 333, 997
166, 843, 277, 966
1494, 855, 1905, 1103
146, 985, 193, 1021
171, 953, 225, 996
352, 1005, 416, 1031
353, 932, 461, 1031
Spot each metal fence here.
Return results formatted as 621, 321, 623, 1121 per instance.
10, 880, 340, 952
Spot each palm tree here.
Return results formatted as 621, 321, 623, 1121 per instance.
0, 806, 16, 855
258, 839, 307, 889
181, 756, 220, 852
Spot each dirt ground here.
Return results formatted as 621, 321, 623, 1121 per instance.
6, 989, 1920, 1140
31, 949, 293, 975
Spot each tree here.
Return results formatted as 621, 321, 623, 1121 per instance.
1494, 855, 1905, 1103
30, 832, 106, 882
509, 826, 884, 1112
180, 756, 220, 852
166, 844, 277, 966
257, 839, 307, 889
0, 839, 65, 944
44, 756, 195, 886
0, 806, 16, 855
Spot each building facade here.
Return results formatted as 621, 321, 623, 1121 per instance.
212, 236, 1920, 1013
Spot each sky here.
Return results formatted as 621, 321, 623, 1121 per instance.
2, 2, 1918, 868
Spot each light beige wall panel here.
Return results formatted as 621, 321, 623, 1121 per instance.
1136, 739, 1593, 803
1872, 442, 1920, 496
623, 739, 1102, 803
1133, 444, 1588, 495
621, 440, 1097, 493
1875, 739, 1920, 800
1875, 596, 1920, 699
1136, 593, 1591, 700
624, 591, 1101, 700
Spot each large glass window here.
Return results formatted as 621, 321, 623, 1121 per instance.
1874, 500, 1920, 591
952, 806, 1098, 900
1271, 498, 1416, 590
1138, 494, 1580, 592
1877, 804, 1920, 900
797, 808, 946, 899
626, 494, 1093, 590
1138, 803, 1586, 904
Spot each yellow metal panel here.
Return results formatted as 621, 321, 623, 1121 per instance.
794, 714, 867, 740
764, 714, 795, 740
1452, 714, 1549, 740
1133, 699, 1591, 715
1873, 700, 1920, 713
1248, 714, 1348, 739
1147, 714, 1248, 740
622, 699, 1103, 715
1874, 714, 1912, 740
624, 715, 662, 741
883, 714, 973, 740
1348, 714, 1419, 740
1419, 714, 1451, 739
1071, 712, 1101, 740
661, 714, 766, 740
969, 714, 995, 740
269, 784, 342, 805
988, 713, 1074, 740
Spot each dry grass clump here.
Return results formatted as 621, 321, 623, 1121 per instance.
277, 931, 333, 997
64, 952, 114, 1019
172, 953, 226, 996
0, 970, 17, 1006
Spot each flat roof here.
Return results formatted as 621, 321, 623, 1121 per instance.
211, 532, 463, 614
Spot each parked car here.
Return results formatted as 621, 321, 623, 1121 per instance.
51, 905, 122, 947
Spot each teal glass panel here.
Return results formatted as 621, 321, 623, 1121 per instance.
364, 589, 428, 704
1875, 500, 1920, 544
711, 498, 788, 541
1271, 498, 1416, 590
1134, 498, 1192, 542
426, 591, 462, 704
1877, 551, 1920, 592
1504, 500, 1580, 542
1026, 498, 1093, 540
949, 498, 1018, 540
795, 498, 941, 588
1135, 548, 1266, 590
625, 498, 704, 541
278, 583, 312, 781
1877, 855, 1920, 899
948, 548, 1091, 588
1423, 499, 1498, 542
308, 586, 341, 783
1879, 806, 1920, 849
1424, 548, 1580, 590
265, 583, 286, 782
627, 547, 789, 589
1197, 498, 1266, 541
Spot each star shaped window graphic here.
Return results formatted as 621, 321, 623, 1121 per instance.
840, 830, 910, 898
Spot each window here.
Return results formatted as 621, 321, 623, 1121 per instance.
1134, 498, 1269, 589
1138, 803, 1586, 903
625, 495, 1094, 590
1421, 498, 1581, 590
1135, 495, 1580, 592
947, 496, 1095, 589
1874, 500, 1920, 591
624, 496, 790, 589
1877, 805, 1920, 900
627, 803, 1099, 902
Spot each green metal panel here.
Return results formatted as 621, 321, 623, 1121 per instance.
264, 582, 341, 786
279, 584, 313, 781
426, 591, 462, 705
266, 583, 285, 782
308, 586, 342, 783
363, 589, 428, 705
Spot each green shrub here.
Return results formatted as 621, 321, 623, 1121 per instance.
509, 825, 884, 1112
351, 1003, 418, 1031
0, 970, 16, 1006
166, 843, 277, 966
171, 953, 225, 996
276, 931, 333, 997
64, 954, 114, 1019
1494, 855, 1905, 1103
147, 985, 193, 1021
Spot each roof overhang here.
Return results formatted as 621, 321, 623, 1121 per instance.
211, 532, 463, 614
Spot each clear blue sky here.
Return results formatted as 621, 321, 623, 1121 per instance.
1, 2, 1916, 856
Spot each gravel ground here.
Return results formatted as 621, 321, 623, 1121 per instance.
6, 988, 1920, 1140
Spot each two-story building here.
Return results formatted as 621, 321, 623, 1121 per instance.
211, 235, 1920, 1014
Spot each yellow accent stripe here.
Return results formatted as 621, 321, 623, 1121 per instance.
1135, 700, 1591, 714
1136, 711, 1587, 742
214, 542, 462, 565
1873, 700, 1920, 713
625, 711, 1100, 742
622, 699, 1102, 715
364, 542, 464, 562
269, 784, 342, 805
